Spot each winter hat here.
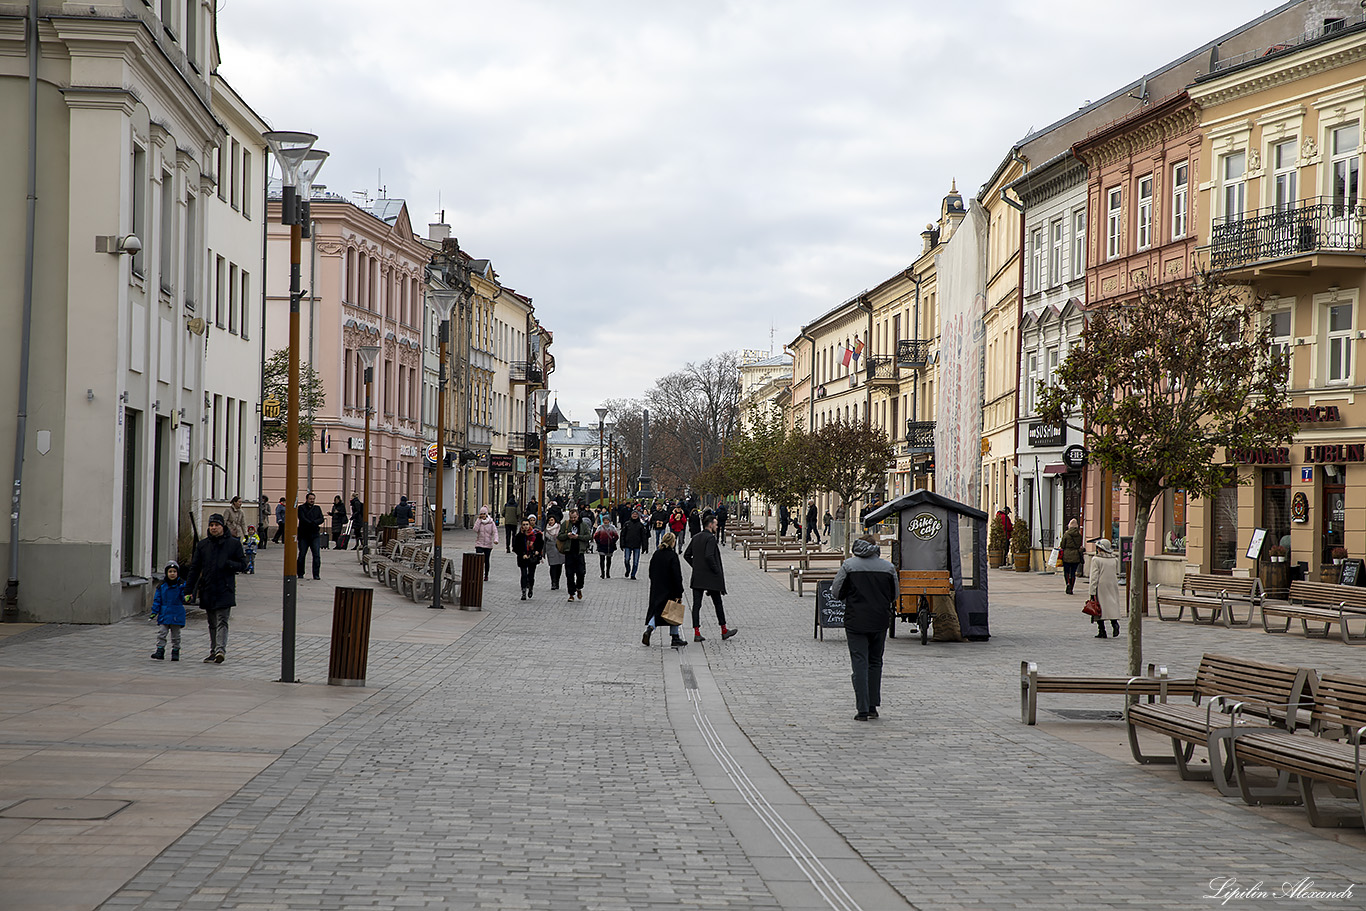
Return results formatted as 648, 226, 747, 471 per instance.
164, 560, 179, 573
208, 513, 225, 526
1096, 538, 1113, 554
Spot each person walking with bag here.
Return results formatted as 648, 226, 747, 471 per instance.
544, 516, 565, 591
512, 517, 545, 600
832, 534, 898, 720
557, 507, 593, 601
1059, 518, 1083, 595
642, 531, 688, 648
683, 513, 736, 642
184, 514, 246, 663
1087, 537, 1123, 639
329, 496, 348, 549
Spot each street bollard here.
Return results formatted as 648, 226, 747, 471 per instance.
328, 587, 373, 686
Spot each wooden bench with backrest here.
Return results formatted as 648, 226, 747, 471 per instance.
394, 550, 437, 600
1229, 672, 1366, 828
366, 540, 406, 580
408, 557, 461, 604
756, 544, 810, 569
1021, 660, 1197, 726
380, 543, 431, 589
786, 552, 846, 587
1154, 573, 1263, 627
359, 538, 398, 573
1124, 653, 1316, 796
737, 534, 781, 558
897, 570, 955, 643
1261, 579, 1366, 643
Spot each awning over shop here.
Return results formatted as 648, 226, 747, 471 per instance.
1043, 463, 1068, 476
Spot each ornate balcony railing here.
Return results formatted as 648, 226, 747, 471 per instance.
1210, 196, 1365, 271
864, 355, 897, 382
905, 420, 934, 452
509, 361, 544, 386
897, 339, 930, 370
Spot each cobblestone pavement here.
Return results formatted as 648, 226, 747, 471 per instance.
2, 531, 1363, 910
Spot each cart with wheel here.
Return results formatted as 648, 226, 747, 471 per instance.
895, 569, 955, 644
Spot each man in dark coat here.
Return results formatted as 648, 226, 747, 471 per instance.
805, 500, 822, 545
350, 494, 365, 550
832, 534, 899, 720
296, 492, 325, 580
650, 504, 670, 550
184, 513, 247, 663
619, 509, 649, 580
778, 503, 790, 537
556, 507, 593, 601
683, 514, 736, 642
394, 495, 414, 529
714, 502, 729, 544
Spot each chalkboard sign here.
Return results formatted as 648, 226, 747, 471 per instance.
814, 580, 845, 639
1340, 558, 1365, 587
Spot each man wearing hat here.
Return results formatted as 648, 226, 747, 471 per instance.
184, 513, 247, 663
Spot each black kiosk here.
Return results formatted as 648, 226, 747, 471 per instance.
862, 489, 990, 641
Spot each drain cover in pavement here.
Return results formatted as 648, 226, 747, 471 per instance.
1047, 709, 1124, 722
0, 798, 132, 820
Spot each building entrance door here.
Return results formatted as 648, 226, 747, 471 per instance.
1062, 473, 1082, 529
1323, 469, 1346, 567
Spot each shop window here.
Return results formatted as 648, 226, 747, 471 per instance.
1261, 468, 1291, 554
1211, 473, 1239, 574
1322, 464, 1346, 567
1163, 488, 1186, 554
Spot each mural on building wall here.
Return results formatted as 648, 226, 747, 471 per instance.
934, 200, 987, 506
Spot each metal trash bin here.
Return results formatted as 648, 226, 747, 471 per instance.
460, 553, 485, 610
328, 587, 373, 686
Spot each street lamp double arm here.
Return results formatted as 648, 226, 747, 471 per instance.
357, 344, 380, 561
262, 130, 326, 685
595, 405, 608, 509
428, 289, 460, 611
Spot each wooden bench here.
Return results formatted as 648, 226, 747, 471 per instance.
1230, 672, 1366, 828
1125, 653, 1315, 796
794, 567, 838, 596
364, 540, 402, 579
738, 536, 781, 558
756, 545, 809, 569
1154, 573, 1263, 627
896, 570, 955, 644
394, 551, 436, 599
786, 553, 845, 588
408, 558, 461, 604
1022, 660, 1197, 726
1261, 580, 1366, 643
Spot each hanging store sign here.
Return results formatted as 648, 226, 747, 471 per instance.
1292, 491, 1309, 523
1027, 422, 1065, 448
1062, 445, 1088, 469
426, 442, 440, 464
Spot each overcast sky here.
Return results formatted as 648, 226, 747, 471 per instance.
217, 0, 1276, 425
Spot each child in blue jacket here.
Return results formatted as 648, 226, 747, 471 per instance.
151, 561, 187, 661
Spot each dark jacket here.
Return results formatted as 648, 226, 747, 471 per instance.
513, 528, 545, 566
298, 502, 325, 541
394, 499, 414, 528
185, 532, 247, 611
831, 538, 899, 634
275, 502, 287, 525
647, 546, 684, 623
620, 518, 649, 550
557, 517, 593, 555
715, 503, 729, 523
806, 503, 818, 528
651, 508, 669, 530
687, 509, 702, 535
152, 578, 187, 627
593, 524, 619, 554
683, 529, 726, 593
1060, 528, 1084, 565
350, 496, 364, 523
329, 501, 348, 531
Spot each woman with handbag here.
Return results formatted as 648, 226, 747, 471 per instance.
1086, 537, 1123, 639
643, 531, 687, 648
1059, 519, 1083, 595
512, 517, 544, 600
544, 517, 565, 590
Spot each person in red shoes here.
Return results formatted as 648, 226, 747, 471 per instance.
683, 513, 736, 642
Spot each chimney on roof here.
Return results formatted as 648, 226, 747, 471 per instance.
429, 209, 451, 242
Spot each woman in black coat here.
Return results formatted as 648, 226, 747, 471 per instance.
643, 531, 687, 649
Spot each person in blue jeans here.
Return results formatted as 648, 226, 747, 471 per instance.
619, 509, 649, 580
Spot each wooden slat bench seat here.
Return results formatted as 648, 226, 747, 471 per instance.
1021, 660, 1196, 726
1154, 573, 1263, 627
1125, 653, 1315, 796
1261, 580, 1366, 643
1230, 672, 1366, 828
794, 567, 838, 596
786, 553, 846, 587
756, 545, 811, 570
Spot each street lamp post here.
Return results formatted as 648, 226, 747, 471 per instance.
595, 406, 608, 508
262, 130, 324, 685
429, 290, 459, 610
357, 345, 380, 561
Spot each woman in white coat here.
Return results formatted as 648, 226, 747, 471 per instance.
1087, 538, 1124, 639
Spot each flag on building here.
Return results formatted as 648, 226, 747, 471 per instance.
841, 346, 853, 367
852, 338, 865, 361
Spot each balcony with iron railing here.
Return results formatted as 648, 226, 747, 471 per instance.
905, 420, 934, 453
510, 360, 544, 386
1209, 197, 1366, 275
863, 355, 897, 385
897, 339, 930, 370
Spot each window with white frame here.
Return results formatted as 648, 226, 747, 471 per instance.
1049, 218, 1064, 287
1136, 174, 1153, 250
1331, 122, 1359, 216
1272, 139, 1297, 211
1221, 151, 1246, 220
1072, 208, 1085, 278
1326, 299, 1354, 384
1265, 305, 1292, 383
1024, 351, 1038, 414
1030, 226, 1044, 293
1106, 187, 1122, 260
1046, 346, 1060, 388
1171, 160, 1188, 239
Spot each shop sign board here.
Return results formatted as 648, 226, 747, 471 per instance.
1027, 422, 1065, 448
490, 454, 514, 473
1062, 445, 1087, 469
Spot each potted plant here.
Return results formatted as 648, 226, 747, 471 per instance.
988, 513, 1008, 567
1268, 544, 1288, 564
1332, 546, 1348, 566
1011, 518, 1031, 572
